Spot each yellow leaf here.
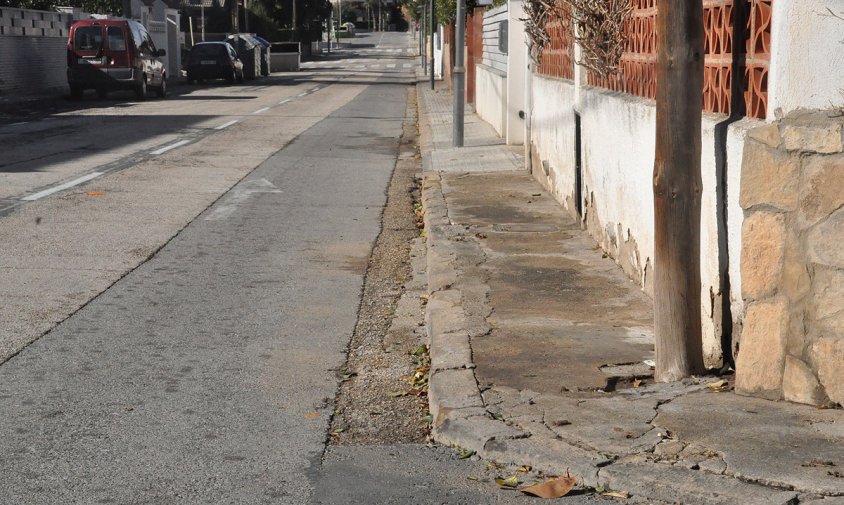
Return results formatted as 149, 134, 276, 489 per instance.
303, 413, 320, 419
495, 475, 520, 489
86, 191, 105, 196
518, 476, 577, 499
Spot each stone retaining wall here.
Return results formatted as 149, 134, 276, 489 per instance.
735, 111, 844, 405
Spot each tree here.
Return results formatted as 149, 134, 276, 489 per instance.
652, 0, 706, 382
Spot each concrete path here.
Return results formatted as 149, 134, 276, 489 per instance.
418, 79, 844, 504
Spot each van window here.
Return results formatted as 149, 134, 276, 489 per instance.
129, 22, 144, 49
74, 26, 102, 51
107, 26, 126, 51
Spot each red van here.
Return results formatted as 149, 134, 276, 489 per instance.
67, 19, 167, 100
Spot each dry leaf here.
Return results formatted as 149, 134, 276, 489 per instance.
495, 475, 520, 489
518, 476, 576, 499
707, 380, 729, 392
601, 490, 630, 499
86, 191, 105, 196
303, 413, 320, 419
633, 379, 642, 388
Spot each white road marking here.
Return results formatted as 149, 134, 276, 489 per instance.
205, 178, 282, 221
9, 122, 29, 126
297, 92, 308, 97
278, 99, 292, 104
387, 63, 396, 69
22, 172, 103, 201
253, 107, 271, 114
215, 120, 239, 130
150, 139, 190, 155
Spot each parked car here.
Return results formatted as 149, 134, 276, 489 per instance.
186, 42, 244, 85
67, 19, 167, 100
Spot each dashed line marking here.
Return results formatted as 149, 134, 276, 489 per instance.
150, 139, 190, 155
215, 120, 239, 130
252, 107, 271, 114
297, 92, 308, 97
9, 122, 29, 126
22, 172, 103, 201
278, 99, 292, 105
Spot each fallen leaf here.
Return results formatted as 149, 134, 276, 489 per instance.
86, 191, 105, 196
495, 475, 520, 489
304, 413, 320, 419
456, 447, 475, 459
601, 490, 630, 499
412, 345, 427, 356
633, 379, 642, 388
707, 380, 729, 392
518, 475, 576, 498
387, 391, 407, 398
643, 359, 656, 368
515, 465, 531, 473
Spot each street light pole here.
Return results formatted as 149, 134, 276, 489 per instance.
422, 3, 427, 75
452, 0, 465, 146
429, 0, 435, 89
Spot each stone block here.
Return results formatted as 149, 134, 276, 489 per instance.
739, 142, 799, 211
747, 123, 781, 148
428, 368, 484, 424
740, 212, 786, 301
782, 355, 828, 406
735, 297, 789, 399
782, 123, 844, 154
810, 337, 844, 405
780, 239, 810, 302
811, 267, 844, 321
799, 153, 844, 229
807, 207, 844, 269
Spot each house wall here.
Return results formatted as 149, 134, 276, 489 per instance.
768, 0, 844, 116
530, 74, 755, 367
0, 8, 73, 96
475, 64, 506, 137
735, 113, 844, 406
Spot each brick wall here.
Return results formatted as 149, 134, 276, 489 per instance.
0, 8, 73, 96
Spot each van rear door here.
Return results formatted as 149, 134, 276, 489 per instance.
105, 25, 132, 80
71, 24, 106, 66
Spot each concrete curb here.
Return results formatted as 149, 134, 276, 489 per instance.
416, 84, 802, 505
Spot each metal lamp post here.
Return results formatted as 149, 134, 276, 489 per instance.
452, 0, 466, 146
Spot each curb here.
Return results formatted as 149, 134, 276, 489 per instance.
416, 85, 801, 505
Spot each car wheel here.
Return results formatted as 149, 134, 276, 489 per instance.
96, 87, 108, 99
70, 85, 83, 100
227, 69, 236, 84
135, 76, 147, 100
156, 77, 167, 98
237, 70, 244, 84
187, 74, 195, 85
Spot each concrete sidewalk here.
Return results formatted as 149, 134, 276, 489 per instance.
416, 78, 844, 504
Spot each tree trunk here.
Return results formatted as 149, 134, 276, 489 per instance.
653, 0, 706, 382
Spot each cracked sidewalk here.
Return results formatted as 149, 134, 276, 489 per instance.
416, 78, 844, 504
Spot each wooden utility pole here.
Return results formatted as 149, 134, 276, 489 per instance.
653, 0, 706, 381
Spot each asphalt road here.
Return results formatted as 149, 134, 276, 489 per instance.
0, 32, 620, 504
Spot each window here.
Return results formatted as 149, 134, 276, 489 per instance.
498, 21, 508, 54
74, 26, 102, 51
107, 26, 126, 51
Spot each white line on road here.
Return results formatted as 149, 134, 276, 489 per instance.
278, 99, 291, 104
215, 120, 239, 130
297, 92, 308, 97
150, 139, 190, 155
9, 122, 29, 126
387, 64, 396, 69
252, 107, 271, 114
22, 172, 103, 201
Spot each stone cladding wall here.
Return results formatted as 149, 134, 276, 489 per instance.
736, 111, 844, 405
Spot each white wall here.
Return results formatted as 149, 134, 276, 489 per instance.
476, 64, 507, 137
769, 0, 844, 116
530, 77, 754, 367
505, 0, 526, 145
